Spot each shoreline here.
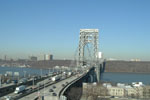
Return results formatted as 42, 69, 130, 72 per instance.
104, 71, 150, 74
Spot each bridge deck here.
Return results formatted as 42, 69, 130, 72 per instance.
20, 75, 79, 100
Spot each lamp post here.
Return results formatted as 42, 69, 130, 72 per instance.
40, 69, 42, 77
44, 78, 45, 97
49, 68, 50, 76
0, 75, 1, 87
32, 77, 34, 88
23, 71, 26, 78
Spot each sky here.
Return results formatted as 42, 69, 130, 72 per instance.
0, 0, 150, 60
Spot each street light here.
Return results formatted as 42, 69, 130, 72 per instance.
49, 68, 50, 76
40, 69, 42, 77
43, 77, 45, 97
23, 71, 26, 78
32, 77, 35, 88
0, 74, 1, 87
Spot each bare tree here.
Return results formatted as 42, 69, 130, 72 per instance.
83, 83, 108, 100
67, 87, 82, 100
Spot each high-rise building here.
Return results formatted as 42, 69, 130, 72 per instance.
98, 52, 103, 59
44, 54, 53, 60
50, 55, 53, 60
4, 55, 7, 61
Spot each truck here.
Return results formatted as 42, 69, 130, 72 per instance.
14, 85, 26, 94
67, 72, 72, 77
51, 75, 60, 81
19, 78, 27, 84
12, 80, 18, 84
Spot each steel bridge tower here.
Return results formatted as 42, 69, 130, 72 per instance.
78, 29, 99, 67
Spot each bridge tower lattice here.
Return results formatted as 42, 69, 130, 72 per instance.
77, 29, 99, 67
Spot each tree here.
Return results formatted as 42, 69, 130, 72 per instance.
67, 87, 82, 100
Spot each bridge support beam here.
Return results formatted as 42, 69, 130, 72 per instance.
95, 66, 100, 82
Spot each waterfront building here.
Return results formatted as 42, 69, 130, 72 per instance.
82, 83, 108, 97
132, 82, 143, 87
143, 86, 150, 98
103, 83, 112, 88
103, 82, 144, 98
82, 82, 148, 99
125, 87, 138, 98
107, 86, 125, 97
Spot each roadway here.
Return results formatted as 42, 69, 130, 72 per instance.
0, 83, 14, 89
19, 75, 80, 100
0, 71, 85, 100
0, 76, 49, 98
0, 76, 52, 100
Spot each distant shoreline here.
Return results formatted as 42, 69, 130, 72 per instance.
104, 71, 150, 74
105, 61, 150, 74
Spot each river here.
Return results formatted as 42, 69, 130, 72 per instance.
101, 72, 150, 85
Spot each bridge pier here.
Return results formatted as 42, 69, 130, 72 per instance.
95, 60, 105, 82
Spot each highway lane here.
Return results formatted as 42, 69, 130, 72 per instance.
44, 75, 79, 100
0, 73, 82, 100
20, 75, 80, 100
0, 84, 37, 100
0, 76, 53, 100
0, 73, 58, 98
0, 83, 14, 89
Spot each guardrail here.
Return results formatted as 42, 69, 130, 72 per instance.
0, 73, 61, 98
59, 67, 95, 100
14, 76, 70, 100
13, 75, 73, 100
58, 73, 87, 100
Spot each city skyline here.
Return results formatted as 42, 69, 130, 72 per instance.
0, 0, 150, 61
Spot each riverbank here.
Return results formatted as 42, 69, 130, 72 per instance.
1, 60, 150, 73
0, 60, 73, 69
105, 61, 150, 73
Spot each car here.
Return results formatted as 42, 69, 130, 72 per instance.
111, 96, 115, 98
66, 82, 68, 84
4, 96, 12, 100
52, 93, 57, 96
62, 84, 65, 87
49, 89, 53, 92
53, 85, 56, 88
12, 80, 18, 84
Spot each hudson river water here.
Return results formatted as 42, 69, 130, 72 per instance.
101, 72, 150, 85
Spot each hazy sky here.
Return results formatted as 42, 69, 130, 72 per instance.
0, 0, 150, 60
